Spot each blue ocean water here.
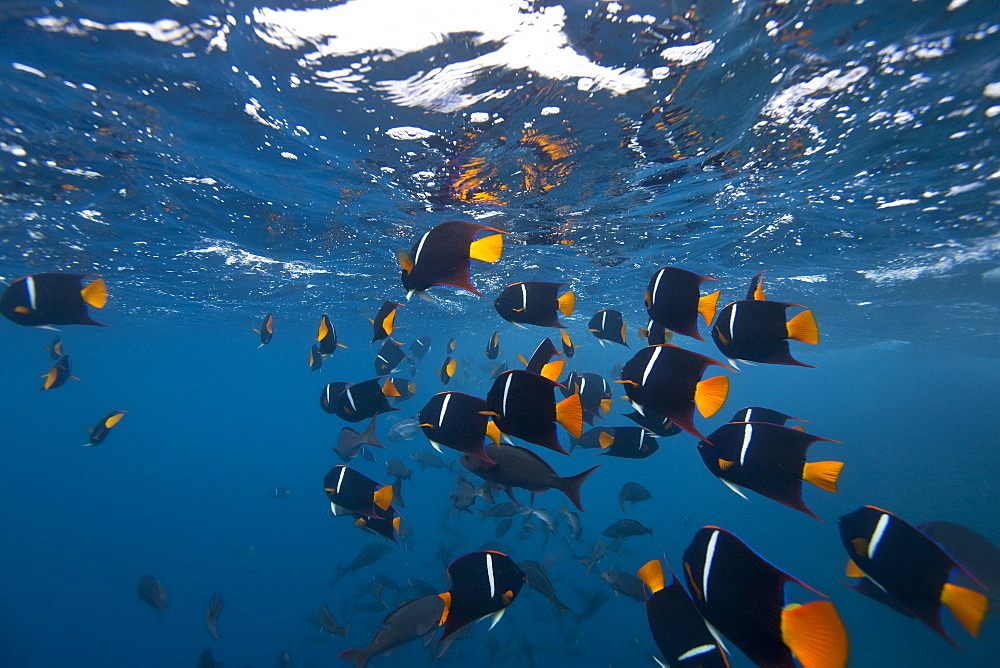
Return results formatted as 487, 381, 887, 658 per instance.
1, 0, 999, 666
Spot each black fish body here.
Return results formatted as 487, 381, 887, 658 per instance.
439, 551, 525, 642
644, 267, 718, 340
485, 331, 501, 359
712, 300, 818, 367
374, 338, 405, 375
588, 309, 629, 347
398, 220, 504, 296
597, 426, 659, 459
332, 378, 399, 423
486, 369, 582, 455
86, 410, 126, 446
418, 391, 495, 462
254, 312, 273, 346
317, 314, 346, 354
323, 465, 394, 519
728, 406, 800, 426
493, 281, 574, 328
1, 273, 107, 327
370, 301, 402, 343
41, 354, 72, 390
622, 410, 681, 437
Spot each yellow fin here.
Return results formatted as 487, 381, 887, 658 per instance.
850, 537, 868, 558
637, 560, 665, 594
42, 369, 57, 390
845, 559, 865, 578
517, 353, 528, 367
397, 249, 414, 273
555, 393, 583, 438
619, 322, 627, 345
698, 290, 720, 325
15, 305, 29, 314
643, 290, 651, 309
540, 360, 564, 382
486, 420, 502, 445
787, 309, 819, 345
353, 518, 366, 528
80, 278, 107, 309
803, 461, 843, 493
373, 485, 393, 511
437, 592, 451, 626
599, 431, 614, 449
754, 283, 766, 300
600, 398, 613, 415
469, 233, 503, 263
718, 459, 735, 471
383, 309, 397, 335
382, 380, 401, 397
446, 358, 457, 376
781, 601, 849, 668
392, 517, 401, 532
694, 375, 729, 418
317, 319, 329, 342
557, 290, 575, 317
104, 412, 125, 428
560, 329, 572, 347
941, 583, 988, 637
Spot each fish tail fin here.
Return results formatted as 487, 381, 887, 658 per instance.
361, 417, 383, 449
559, 464, 599, 512
787, 309, 820, 344
781, 600, 849, 668
698, 290, 720, 325
337, 646, 374, 668
802, 461, 843, 493
694, 375, 729, 418
637, 559, 665, 594
392, 478, 405, 508
469, 233, 504, 263
557, 290, 576, 317
397, 249, 414, 273
540, 359, 564, 382
81, 277, 107, 308
941, 583, 988, 637
373, 485, 393, 511
382, 379, 401, 398
555, 394, 584, 438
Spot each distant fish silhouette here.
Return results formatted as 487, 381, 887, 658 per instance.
205, 592, 223, 640
137, 574, 168, 634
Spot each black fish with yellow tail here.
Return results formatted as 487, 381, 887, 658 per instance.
839, 506, 988, 648
253, 312, 273, 347
317, 313, 347, 354
698, 421, 842, 519
588, 309, 629, 347
619, 344, 731, 442
398, 220, 505, 298
494, 281, 575, 328
438, 551, 525, 642
485, 369, 582, 455
323, 464, 395, 520
644, 267, 719, 340
370, 301, 402, 343
712, 300, 818, 367
683, 526, 849, 668
40, 354, 74, 391
86, 410, 126, 446
1, 273, 107, 327
418, 391, 499, 463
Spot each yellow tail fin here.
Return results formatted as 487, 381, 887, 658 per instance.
382, 380, 401, 397
486, 421, 502, 445
104, 412, 125, 428
446, 358, 457, 377
695, 375, 729, 418
802, 461, 843, 493
540, 360, 564, 382
781, 601, 849, 668
787, 309, 819, 344
698, 290, 720, 325
373, 485, 393, 511
383, 309, 397, 336
437, 592, 452, 626
469, 233, 503, 263
81, 278, 107, 308
637, 560, 665, 594
517, 353, 528, 367
317, 319, 329, 342
941, 583, 988, 637
599, 431, 614, 449
555, 394, 584, 438
557, 290, 575, 317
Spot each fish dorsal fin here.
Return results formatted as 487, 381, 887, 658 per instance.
802, 461, 843, 493
540, 360, 564, 382
940, 583, 988, 637
555, 394, 584, 438
393, 517, 401, 533
80, 278, 107, 309
397, 250, 414, 273
637, 559, 665, 594
780, 601, 849, 668
557, 290, 575, 317
694, 375, 729, 418
787, 309, 820, 345
699, 290, 720, 325
373, 485, 393, 511
845, 559, 865, 578
599, 431, 614, 449
469, 233, 503, 263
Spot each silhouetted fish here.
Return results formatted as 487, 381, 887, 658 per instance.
137, 574, 168, 634
205, 592, 223, 640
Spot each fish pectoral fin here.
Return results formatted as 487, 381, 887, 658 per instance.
802, 461, 843, 493
720, 479, 748, 499
845, 559, 865, 578
469, 233, 504, 263
941, 583, 989, 637
397, 249, 414, 273
787, 309, 820, 345
598, 432, 614, 449
81, 278, 108, 308
717, 459, 735, 471
694, 375, 729, 418
780, 601, 849, 668
486, 608, 506, 630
